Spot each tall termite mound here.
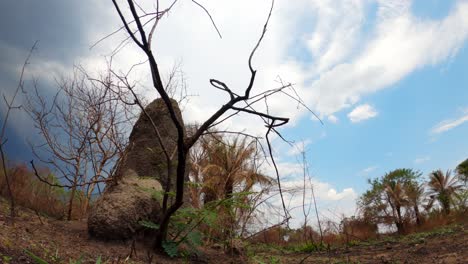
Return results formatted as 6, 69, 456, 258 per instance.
88, 98, 185, 240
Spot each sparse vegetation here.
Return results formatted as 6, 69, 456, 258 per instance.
1, 142, 467, 263
0, 162, 73, 219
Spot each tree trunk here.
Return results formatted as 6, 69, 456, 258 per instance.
0, 148, 15, 220
83, 181, 98, 215
224, 177, 235, 242
443, 199, 451, 215
67, 186, 76, 221
414, 205, 421, 226
154, 218, 170, 250
395, 206, 404, 234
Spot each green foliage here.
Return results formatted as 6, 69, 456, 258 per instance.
402, 225, 457, 243
23, 249, 101, 264
139, 220, 160, 230
346, 240, 360, 247
24, 249, 48, 264
150, 189, 164, 202
383, 169, 422, 185
139, 204, 218, 257
251, 255, 281, 264
282, 242, 327, 253
268, 256, 281, 264
428, 170, 462, 215
162, 241, 179, 258
186, 230, 202, 246
456, 158, 468, 182
166, 191, 176, 197
453, 188, 468, 211
185, 181, 203, 188
69, 255, 84, 264
1, 254, 13, 264
358, 168, 422, 230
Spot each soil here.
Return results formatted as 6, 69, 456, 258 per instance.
1, 197, 467, 264
254, 225, 468, 264
0, 197, 243, 264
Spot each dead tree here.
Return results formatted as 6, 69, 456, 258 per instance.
0, 42, 37, 222
27, 65, 133, 220
107, 0, 317, 250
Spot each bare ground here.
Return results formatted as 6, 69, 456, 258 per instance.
1, 197, 467, 264
253, 224, 468, 264
0, 197, 243, 264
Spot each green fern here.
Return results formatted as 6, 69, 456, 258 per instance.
139, 220, 160, 230
186, 231, 202, 247
162, 241, 179, 257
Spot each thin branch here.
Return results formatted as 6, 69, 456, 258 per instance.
30, 160, 111, 188
265, 121, 289, 222
244, 0, 274, 98
0, 41, 38, 221
111, 0, 144, 49
148, 0, 178, 50
191, 0, 222, 39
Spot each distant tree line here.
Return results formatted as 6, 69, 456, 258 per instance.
358, 159, 467, 234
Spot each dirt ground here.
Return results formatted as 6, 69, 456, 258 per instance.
253, 225, 468, 264
1, 198, 467, 264
0, 198, 245, 264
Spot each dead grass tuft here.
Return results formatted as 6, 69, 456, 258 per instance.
0, 162, 86, 219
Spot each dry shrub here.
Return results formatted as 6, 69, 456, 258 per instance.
0, 162, 86, 219
452, 209, 468, 224
409, 212, 452, 233
287, 226, 321, 244
342, 217, 378, 241
321, 233, 341, 245
250, 226, 289, 245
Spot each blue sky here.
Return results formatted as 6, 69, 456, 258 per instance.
1, 0, 467, 227
287, 44, 468, 192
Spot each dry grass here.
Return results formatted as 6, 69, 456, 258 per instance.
0, 163, 86, 219
405, 210, 468, 234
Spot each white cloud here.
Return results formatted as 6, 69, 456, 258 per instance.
281, 178, 358, 227
431, 111, 468, 134
326, 188, 356, 201
5, 0, 468, 143
90, 0, 468, 134
287, 139, 312, 157
260, 160, 358, 227
359, 165, 378, 176
414, 156, 431, 164
307, 0, 468, 116
347, 104, 378, 123
328, 114, 339, 124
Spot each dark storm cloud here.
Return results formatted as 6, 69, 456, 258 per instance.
0, 0, 115, 103
0, 0, 116, 162
0, 0, 108, 64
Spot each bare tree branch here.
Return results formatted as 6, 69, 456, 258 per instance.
191, 0, 222, 39
0, 41, 38, 222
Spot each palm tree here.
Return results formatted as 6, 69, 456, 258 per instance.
428, 170, 462, 215
200, 136, 272, 203
192, 135, 273, 241
404, 182, 425, 226
385, 181, 408, 233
